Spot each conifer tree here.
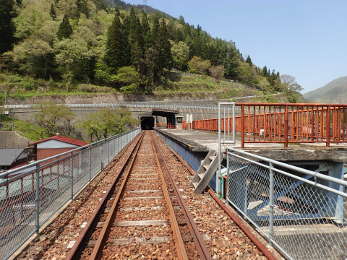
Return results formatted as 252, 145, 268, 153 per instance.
158, 19, 172, 70
57, 15, 73, 40
141, 11, 151, 48
246, 55, 253, 66
0, 0, 16, 54
105, 10, 129, 71
128, 8, 144, 69
50, 3, 57, 20
76, 0, 89, 18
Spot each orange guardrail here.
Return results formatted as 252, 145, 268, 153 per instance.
183, 103, 347, 148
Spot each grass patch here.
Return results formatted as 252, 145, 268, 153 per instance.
0, 73, 118, 100
155, 73, 259, 99
1, 116, 48, 141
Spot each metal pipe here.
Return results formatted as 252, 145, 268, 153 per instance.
217, 103, 222, 196
269, 162, 274, 242
35, 165, 40, 234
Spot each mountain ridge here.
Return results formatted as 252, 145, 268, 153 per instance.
304, 76, 347, 103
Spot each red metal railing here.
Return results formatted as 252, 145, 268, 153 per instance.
183, 103, 347, 148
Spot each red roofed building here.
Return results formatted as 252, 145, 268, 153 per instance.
31, 135, 88, 160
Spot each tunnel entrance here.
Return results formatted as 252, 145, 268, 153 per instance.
141, 116, 155, 130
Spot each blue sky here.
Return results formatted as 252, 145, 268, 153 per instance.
125, 0, 347, 93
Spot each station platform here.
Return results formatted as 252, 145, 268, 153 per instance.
158, 128, 347, 163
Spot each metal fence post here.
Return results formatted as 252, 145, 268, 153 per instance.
71, 153, 74, 200
89, 147, 92, 181
217, 103, 221, 197
269, 162, 274, 243
35, 165, 40, 234
241, 104, 245, 148
100, 144, 103, 170
79, 150, 82, 177
107, 139, 110, 163
326, 106, 331, 147
284, 105, 289, 148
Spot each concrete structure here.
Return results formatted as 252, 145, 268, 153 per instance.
158, 129, 347, 163
31, 136, 88, 160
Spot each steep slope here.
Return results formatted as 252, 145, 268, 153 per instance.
0, 0, 299, 101
304, 76, 347, 103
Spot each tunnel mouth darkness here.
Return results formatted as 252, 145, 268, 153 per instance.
141, 116, 155, 130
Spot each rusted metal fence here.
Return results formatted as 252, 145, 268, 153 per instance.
0, 129, 140, 259
183, 103, 347, 148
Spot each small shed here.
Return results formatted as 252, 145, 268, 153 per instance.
31, 135, 88, 160
0, 148, 34, 171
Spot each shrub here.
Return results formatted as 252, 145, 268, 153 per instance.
77, 84, 115, 93
188, 56, 211, 75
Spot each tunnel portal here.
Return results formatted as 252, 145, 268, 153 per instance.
141, 116, 155, 130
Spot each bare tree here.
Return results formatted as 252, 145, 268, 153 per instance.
280, 74, 303, 92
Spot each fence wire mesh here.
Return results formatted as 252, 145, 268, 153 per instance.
226, 149, 347, 260
0, 129, 139, 259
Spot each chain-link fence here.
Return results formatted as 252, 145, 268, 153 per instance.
0, 128, 140, 259
226, 148, 347, 260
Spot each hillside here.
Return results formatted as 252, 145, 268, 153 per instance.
0, 0, 299, 102
304, 76, 347, 103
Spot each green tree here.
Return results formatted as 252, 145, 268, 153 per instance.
57, 15, 73, 40
0, 0, 16, 54
171, 41, 190, 71
105, 10, 129, 71
54, 38, 96, 86
143, 47, 160, 92
76, 0, 89, 18
10, 38, 56, 78
128, 8, 144, 70
116, 66, 140, 93
35, 102, 75, 136
158, 19, 172, 70
188, 56, 211, 74
79, 108, 137, 141
141, 11, 151, 48
246, 55, 253, 66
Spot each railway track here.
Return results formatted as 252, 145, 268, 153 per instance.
66, 131, 210, 259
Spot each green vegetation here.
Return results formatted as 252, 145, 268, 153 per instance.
35, 102, 75, 136
0, 0, 302, 101
0, 103, 138, 142
0, 0, 16, 54
154, 73, 260, 99
78, 108, 138, 141
0, 116, 48, 141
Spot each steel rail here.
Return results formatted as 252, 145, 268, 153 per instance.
155, 131, 279, 260
152, 133, 211, 260
88, 133, 145, 259
65, 133, 144, 260
150, 133, 189, 260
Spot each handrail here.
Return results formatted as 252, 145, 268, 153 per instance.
228, 147, 347, 188
0, 129, 139, 178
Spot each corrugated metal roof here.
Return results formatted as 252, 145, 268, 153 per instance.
0, 149, 25, 166
0, 131, 31, 148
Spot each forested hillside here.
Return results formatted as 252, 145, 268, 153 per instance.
0, 0, 301, 100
